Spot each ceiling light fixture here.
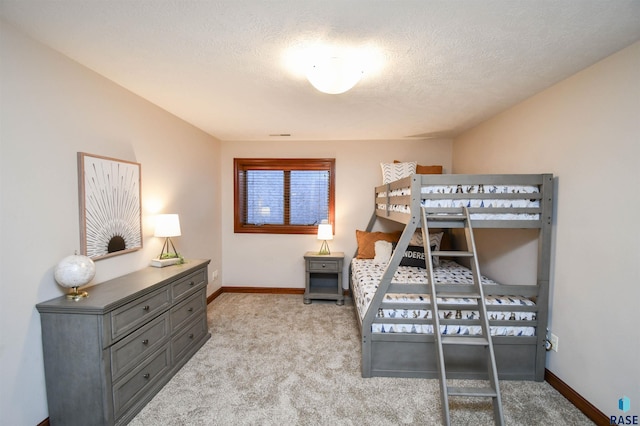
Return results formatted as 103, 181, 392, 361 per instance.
306, 56, 363, 94
284, 41, 382, 94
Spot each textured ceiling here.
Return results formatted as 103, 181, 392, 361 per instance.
2, 1, 640, 141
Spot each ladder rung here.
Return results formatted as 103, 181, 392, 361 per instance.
441, 336, 489, 346
432, 250, 474, 257
436, 304, 481, 311
425, 214, 467, 221
436, 304, 481, 312
440, 319, 481, 326
436, 292, 481, 299
379, 302, 431, 310
434, 283, 481, 289
448, 386, 497, 397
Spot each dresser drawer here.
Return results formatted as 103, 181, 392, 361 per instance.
172, 316, 208, 364
172, 268, 207, 302
112, 344, 171, 419
308, 260, 340, 272
110, 287, 171, 343
171, 289, 205, 333
110, 313, 170, 380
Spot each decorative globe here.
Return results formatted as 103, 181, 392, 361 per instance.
54, 254, 96, 300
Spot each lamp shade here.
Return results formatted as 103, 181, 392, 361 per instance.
306, 56, 363, 94
317, 220, 333, 240
154, 214, 181, 237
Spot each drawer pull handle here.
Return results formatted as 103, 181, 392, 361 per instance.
322, 264, 326, 268
143, 373, 150, 379
189, 333, 194, 339
189, 281, 195, 286
142, 339, 149, 345
142, 305, 150, 311
188, 307, 194, 312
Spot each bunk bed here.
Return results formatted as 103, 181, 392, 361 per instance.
350, 173, 554, 381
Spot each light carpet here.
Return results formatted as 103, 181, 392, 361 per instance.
130, 293, 593, 425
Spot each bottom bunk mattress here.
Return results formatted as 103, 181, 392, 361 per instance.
351, 259, 536, 336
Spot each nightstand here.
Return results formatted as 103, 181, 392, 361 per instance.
303, 251, 344, 305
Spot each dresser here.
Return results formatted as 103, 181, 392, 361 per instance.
36, 259, 210, 426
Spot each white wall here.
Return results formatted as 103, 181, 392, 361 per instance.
453, 42, 640, 416
220, 139, 452, 289
0, 22, 222, 425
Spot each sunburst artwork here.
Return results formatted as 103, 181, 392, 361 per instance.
78, 153, 142, 259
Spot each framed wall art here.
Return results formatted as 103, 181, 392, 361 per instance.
78, 152, 142, 260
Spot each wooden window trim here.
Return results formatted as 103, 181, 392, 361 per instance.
234, 158, 335, 234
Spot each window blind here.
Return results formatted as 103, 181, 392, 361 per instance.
234, 158, 335, 234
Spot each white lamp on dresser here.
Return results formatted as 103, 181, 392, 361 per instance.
151, 213, 183, 267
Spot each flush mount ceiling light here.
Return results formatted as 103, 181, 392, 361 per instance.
284, 42, 382, 95
306, 56, 363, 94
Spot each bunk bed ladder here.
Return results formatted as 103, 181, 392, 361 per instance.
421, 206, 504, 426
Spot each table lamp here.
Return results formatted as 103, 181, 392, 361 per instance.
317, 220, 333, 255
151, 214, 182, 267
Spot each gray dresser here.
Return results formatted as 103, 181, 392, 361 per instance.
36, 259, 211, 425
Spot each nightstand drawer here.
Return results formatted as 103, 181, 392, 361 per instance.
110, 287, 171, 343
110, 313, 170, 380
308, 260, 339, 272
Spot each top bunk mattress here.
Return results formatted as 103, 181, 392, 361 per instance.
377, 183, 541, 220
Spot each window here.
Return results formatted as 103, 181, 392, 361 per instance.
234, 158, 335, 234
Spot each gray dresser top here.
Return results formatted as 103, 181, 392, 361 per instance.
36, 259, 210, 315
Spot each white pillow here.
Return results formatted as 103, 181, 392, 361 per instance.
409, 230, 424, 246
373, 240, 393, 263
429, 232, 444, 266
381, 162, 417, 184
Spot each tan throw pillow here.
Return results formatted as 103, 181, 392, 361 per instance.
356, 230, 402, 259
416, 164, 443, 174
394, 160, 442, 174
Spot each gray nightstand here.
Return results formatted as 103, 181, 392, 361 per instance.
303, 251, 345, 305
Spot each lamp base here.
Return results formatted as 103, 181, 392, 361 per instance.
150, 257, 181, 268
66, 288, 88, 301
318, 240, 331, 255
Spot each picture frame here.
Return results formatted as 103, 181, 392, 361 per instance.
78, 152, 142, 260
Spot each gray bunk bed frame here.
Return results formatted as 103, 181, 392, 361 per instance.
350, 173, 554, 381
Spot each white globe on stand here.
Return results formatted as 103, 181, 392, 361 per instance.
54, 254, 96, 300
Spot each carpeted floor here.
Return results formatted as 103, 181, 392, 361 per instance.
130, 293, 593, 425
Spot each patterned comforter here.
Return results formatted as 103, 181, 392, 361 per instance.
351, 259, 536, 336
